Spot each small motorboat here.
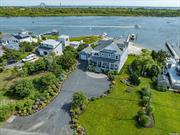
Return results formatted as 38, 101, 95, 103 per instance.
134, 24, 142, 29
130, 34, 136, 41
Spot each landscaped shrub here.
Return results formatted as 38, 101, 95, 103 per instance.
141, 96, 150, 106
24, 58, 48, 75
138, 114, 151, 127
70, 91, 88, 133
129, 49, 167, 82
0, 104, 15, 121
137, 110, 145, 117
129, 72, 140, 86
7, 79, 34, 99
71, 91, 88, 112
136, 87, 154, 128
141, 87, 151, 97
107, 71, 115, 81
34, 72, 59, 91
156, 85, 167, 92
56, 46, 77, 71
146, 105, 154, 115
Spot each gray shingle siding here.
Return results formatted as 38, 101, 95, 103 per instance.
79, 37, 129, 72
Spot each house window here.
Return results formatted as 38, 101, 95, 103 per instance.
116, 56, 119, 60
94, 53, 99, 56
110, 64, 114, 69
98, 61, 101, 67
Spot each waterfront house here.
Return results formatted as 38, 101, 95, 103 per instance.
70, 41, 83, 49
14, 31, 37, 43
164, 42, 180, 90
79, 38, 129, 72
59, 35, 83, 49
59, 35, 70, 47
38, 39, 63, 56
0, 34, 19, 50
166, 59, 180, 90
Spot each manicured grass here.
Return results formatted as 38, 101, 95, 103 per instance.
79, 56, 180, 135
43, 35, 59, 40
70, 36, 101, 44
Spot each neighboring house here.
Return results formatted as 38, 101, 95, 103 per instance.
79, 38, 129, 72
166, 59, 180, 90
59, 35, 70, 47
70, 41, 83, 49
79, 45, 94, 60
0, 34, 19, 50
14, 31, 37, 43
59, 35, 83, 49
38, 39, 63, 56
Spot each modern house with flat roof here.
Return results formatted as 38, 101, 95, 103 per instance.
59, 35, 70, 47
79, 38, 129, 72
38, 39, 63, 56
0, 34, 19, 50
14, 31, 38, 43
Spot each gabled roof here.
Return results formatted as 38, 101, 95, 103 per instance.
94, 39, 113, 51
14, 33, 30, 40
0, 34, 18, 41
41, 39, 60, 48
81, 46, 93, 54
94, 38, 127, 55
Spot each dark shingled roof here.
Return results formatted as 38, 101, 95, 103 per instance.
94, 39, 114, 51
0, 34, 18, 41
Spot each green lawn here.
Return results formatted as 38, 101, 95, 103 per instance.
79, 56, 180, 135
70, 36, 101, 44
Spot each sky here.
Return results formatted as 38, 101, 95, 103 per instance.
0, 0, 180, 7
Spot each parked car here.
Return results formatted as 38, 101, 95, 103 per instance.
22, 54, 37, 62
7, 59, 16, 65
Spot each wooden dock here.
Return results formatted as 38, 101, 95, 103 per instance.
165, 41, 179, 59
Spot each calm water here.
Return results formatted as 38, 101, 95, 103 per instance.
0, 16, 180, 49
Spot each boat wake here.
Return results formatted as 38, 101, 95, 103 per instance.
61, 25, 136, 29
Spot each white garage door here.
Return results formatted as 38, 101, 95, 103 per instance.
80, 54, 87, 60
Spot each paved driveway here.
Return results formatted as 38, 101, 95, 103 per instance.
4, 62, 110, 135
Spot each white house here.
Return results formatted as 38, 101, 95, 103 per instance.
38, 39, 63, 56
59, 35, 70, 47
166, 59, 180, 90
70, 41, 83, 49
0, 34, 19, 50
14, 31, 37, 43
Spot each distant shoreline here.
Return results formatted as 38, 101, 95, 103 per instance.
1, 6, 180, 9
0, 7, 180, 17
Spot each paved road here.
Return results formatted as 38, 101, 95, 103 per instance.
4, 62, 110, 135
